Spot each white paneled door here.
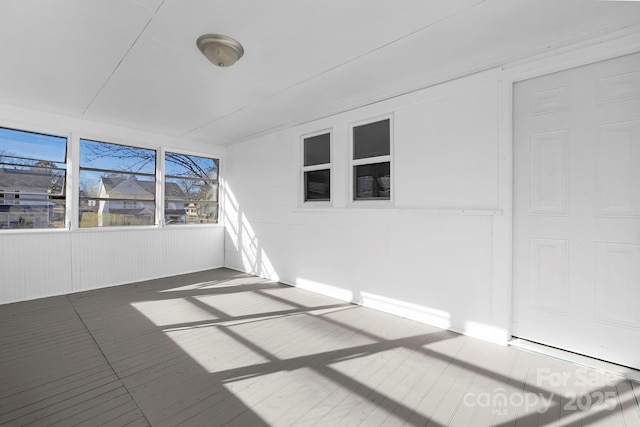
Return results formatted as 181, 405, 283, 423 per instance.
513, 52, 640, 369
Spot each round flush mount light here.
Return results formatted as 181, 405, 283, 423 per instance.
197, 34, 244, 67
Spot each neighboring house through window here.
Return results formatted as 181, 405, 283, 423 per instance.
164, 152, 219, 224
1, 130, 221, 229
0, 127, 67, 229
79, 139, 157, 227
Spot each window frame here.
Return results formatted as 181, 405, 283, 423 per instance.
0, 125, 70, 231
300, 129, 332, 207
0, 123, 224, 232
77, 138, 159, 229
162, 148, 221, 226
349, 114, 394, 206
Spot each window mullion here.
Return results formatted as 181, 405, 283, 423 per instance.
157, 147, 164, 227
352, 155, 390, 167
79, 166, 154, 177
302, 163, 331, 172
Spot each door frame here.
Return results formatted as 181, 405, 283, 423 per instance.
493, 29, 640, 345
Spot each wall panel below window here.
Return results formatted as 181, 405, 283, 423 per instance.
0, 227, 225, 304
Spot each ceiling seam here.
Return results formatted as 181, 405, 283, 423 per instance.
81, 0, 167, 116
222, 22, 640, 147
183, 0, 489, 136
222, 64, 503, 148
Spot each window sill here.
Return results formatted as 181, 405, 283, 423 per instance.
292, 207, 502, 216
297, 201, 333, 209
75, 223, 223, 232
74, 224, 160, 232
0, 222, 226, 234
0, 227, 70, 235
163, 223, 224, 229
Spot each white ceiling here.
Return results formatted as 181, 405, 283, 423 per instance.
1, 0, 639, 145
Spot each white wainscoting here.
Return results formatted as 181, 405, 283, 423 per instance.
0, 227, 224, 304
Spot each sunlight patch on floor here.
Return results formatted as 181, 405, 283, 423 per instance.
163, 325, 271, 374
130, 298, 218, 326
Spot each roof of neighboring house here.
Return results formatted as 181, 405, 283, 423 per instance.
0, 204, 51, 212
165, 183, 188, 200
100, 177, 185, 199
100, 177, 151, 199
0, 168, 60, 194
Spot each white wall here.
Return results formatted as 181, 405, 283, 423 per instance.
224, 69, 505, 342
223, 31, 640, 345
0, 105, 225, 304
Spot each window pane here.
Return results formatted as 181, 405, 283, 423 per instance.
79, 139, 156, 228
353, 119, 390, 160
79, 171, 155, 200
0, 198, 65, 229
0, 158, 66, 170
80, 139, 156, 174
0, 127, 68, 230
78, 200, 155, 228
304, 169, 330, 201
165, 178, 218, 202
0, 127, 66, 163
1, 166, 66, 195
303, 133, 330, 166
164, 152, 219, 225
165, 202, 218, 225
354, 162, 390, 200
165, 152, 218, 180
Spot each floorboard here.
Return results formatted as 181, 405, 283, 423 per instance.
1, 267, 639, 426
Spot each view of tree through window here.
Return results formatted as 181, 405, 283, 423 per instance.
0, 127, 67, 229
165, 152, 219, 224
79, 139, 156, 228
1, 129, 221, 230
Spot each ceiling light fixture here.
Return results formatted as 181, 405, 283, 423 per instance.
197, 34, 244, 67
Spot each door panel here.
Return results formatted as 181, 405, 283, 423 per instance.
529, 238, 570, 314
596, 121, 640, 216
529, 130, 570, 215
595, 243, 640, 327
513, 52, 640, 369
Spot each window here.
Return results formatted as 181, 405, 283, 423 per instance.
79, 139, 156, 227
0, 127, 67, 229
352, 118, 391, 201
302, 131, 331, 202
164, 152, 219, 224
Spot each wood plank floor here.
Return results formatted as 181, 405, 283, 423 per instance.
1, 268, 639, 426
